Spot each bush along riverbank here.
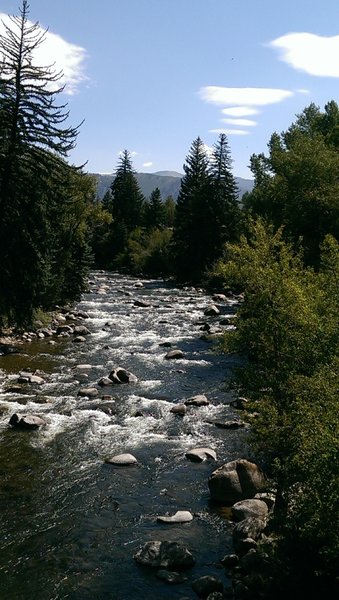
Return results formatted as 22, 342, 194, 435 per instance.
209, 220, 339, 599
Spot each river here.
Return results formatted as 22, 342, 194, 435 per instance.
0, 272, 246, 600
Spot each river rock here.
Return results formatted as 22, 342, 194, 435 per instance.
230, 397, 249, 410
233, 517, 267, 555
105, 453, 138, 466
98, 377, 113, 387
134, 541, 195, 569
73, 325, 91, 336
74, 364, 92, 371
9, 413, 46, 429
157, 511, 193, 524
220, 553, 239, 568
18, 373, 45, 385
77, 387, 99, 398
204, 305, 220, 316
192, 576, 223, 598
231, 499, 269, 522
185, 447, 217, 462
73, 336, 86, 343
134, 299, 151, 308
170, 404, 187, 416
185, 394, 209, 407
56, 325, 73, 335
213, 420, 246, 429
156, 569, 188, 584
165, 349, 184, 360
208, 459, 266, 503
109, 368, 138, 384
212, 293, 228, 302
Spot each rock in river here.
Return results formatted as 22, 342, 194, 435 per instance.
184, 394, 209, 407
9, 413, 46, 429
208, 459, 266, 504
77, 387, 99, 398
109, 367, 138, 384
185, 447, 217, 462
164, 349, 184, 360
105, 453, 138, 466
134, 540, 195, 569
157, 510, 193, 524
231, 498, 269, 522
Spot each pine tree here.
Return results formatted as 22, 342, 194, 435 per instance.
172, 137, 211, 281
0, 1, 84, 325
144, 187, 165, 229
209, 133, 241, 254
110, 150, 144, 232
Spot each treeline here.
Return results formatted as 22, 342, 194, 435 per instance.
91, 134, 241, 281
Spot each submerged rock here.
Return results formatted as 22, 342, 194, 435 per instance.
192, 575, 223, 598
156, 569, 188, 584
9, 413, 46, 430
134, 540, 195, 569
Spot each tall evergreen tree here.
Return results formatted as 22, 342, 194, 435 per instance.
0, 1, 85, 325
144, 187, 165, 229
172, 137, 211, 281
209, 133, 241, 255
110, 150, 144, 232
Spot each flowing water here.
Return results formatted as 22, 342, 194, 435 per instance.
0, 272, 247, 600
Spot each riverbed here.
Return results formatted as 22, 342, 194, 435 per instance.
0, 272, 246, 600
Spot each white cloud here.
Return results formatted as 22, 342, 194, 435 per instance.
269, 32, 339, 77
0, 13, 87, 94
221, 106, 260, 116
297, 89, 310, 95
221, 118, 257, 127
209, 128, 250, 136
199, 86, 293, 106
143, 161, 153, 167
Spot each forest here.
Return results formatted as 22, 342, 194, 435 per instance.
0, 2, 338, 598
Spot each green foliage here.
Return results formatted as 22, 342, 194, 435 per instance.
245, 102, 339, 266
214, 219, 339, 592
115, 227, 172, 276
110, 150, 145, 233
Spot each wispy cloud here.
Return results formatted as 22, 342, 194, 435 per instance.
269, 33, 339, 77
221, 106, 260, 117
221, 118, 257, 127
0, 13, 87, 95
209, 128, 250, 136
143, 161, 153, 167
199, 86, 293, 106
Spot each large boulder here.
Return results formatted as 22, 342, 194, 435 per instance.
108, 368, 138, 384
231, 498, 269, 522
208, 459, 266, 504
134, 541, 195, 569
9, 413, 46, 430
185, 394, 209, 407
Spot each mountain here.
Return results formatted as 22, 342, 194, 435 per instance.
92, 171, 254, 201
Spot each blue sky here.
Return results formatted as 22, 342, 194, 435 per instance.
1, 0, 339, 178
